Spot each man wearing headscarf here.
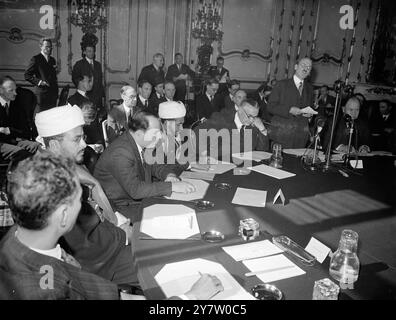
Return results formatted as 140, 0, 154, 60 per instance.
35, 105, 136, 286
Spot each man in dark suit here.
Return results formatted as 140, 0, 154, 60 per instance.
315, 85, 336, 118
68, 72, 104, 145
137, 53, 165, 87
195, 78, 219, 119
268, 57, 315, 148
72, 44, 106, 119
194, 98, 269, 162
369, 100, 395, 151
252, 83, 272, 122
213, 79, 240, 111
94, 111, 196, 223
0, 76, 41, 161
224, 89, 246, 115
322, 97, 371, 154
106, 85, 138, 144
24, 38, 58, 112
208, 56, 230, 94
165, 53, 195, 102
148, 77, 166, 116
136, 79, 153, 112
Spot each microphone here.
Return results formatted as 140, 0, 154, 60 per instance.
315, 117, 326, 135
190, 117, 207, 129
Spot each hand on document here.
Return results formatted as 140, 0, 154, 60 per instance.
185, 273, 224, 300
171, 180, 196, 193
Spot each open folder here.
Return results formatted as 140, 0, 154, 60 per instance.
140, 204, 201, 240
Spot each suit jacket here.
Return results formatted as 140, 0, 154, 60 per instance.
0, 226, 119, 300
195, 93, 219, 119
24, 53, 58, 111
252, 92, 271, 122
148, 93, 166, 116
194, 108, 269, 161
72, 58, 105, 112
137, 64, 165, 87
136, 96, 153, 114
322, 116, 371, 151
267, 78, 314, 148
165, 64, 195, 101
208, 66, 229, 81
67, 93, 104, 144
94, 131, 174, 222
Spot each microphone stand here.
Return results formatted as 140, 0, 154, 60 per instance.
310, 132, 320, 170
322, 83, 343, 172
343, 120, 354, 166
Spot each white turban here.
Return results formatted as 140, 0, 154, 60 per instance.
158, 101, 186, 119
35, 105, 85, 137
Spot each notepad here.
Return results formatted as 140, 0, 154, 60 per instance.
222, 240, 283, 261
243, 254, 306, 282
248, 164, 296, 179
232, 187, 267, 207
300, 106, 318, 115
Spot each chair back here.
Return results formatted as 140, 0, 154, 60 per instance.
58, 85, 70, 106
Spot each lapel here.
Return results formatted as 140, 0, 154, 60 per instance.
126, 132, 146, 179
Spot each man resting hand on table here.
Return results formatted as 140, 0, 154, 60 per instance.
94, 111, 196, 223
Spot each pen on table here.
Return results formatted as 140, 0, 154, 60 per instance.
245, 265, 294, 277
338, 169, 349, 178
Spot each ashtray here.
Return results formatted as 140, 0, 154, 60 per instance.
195, 200, 215, 210
233, 167, 251, 175
215, 182, 232, 190
201, 230, 225, 243
251, 284, 283, 300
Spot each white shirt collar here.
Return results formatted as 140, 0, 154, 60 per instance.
206, 92, 213, 101
85, 57, 94, 64
77, 89, 87, 97
293, 75, 303, 89
234, 112, 243, 131
31, 244, 63, 261
139, 95, 146, 104
234, 104, 238, 111
136, 140, 144, 162
41, 52, 49, 61
0, 95, 8, 107
166, 97, 172, 101
123, 103, 132, 116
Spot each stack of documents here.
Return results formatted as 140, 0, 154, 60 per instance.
155, 258, 256, 300
140, 204, 200, 239
248, 164, 296, 179
180, 170, 216, 181
231, 187, 267, 207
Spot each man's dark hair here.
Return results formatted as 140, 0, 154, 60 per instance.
39, 37, 52, 46
216, 56, 224, 62
164, 80, 175, 87
0, 75, 15, 86
320, 85, 329, 90
228, 79, 240, 88
128, 111, 155, 132
175, 53, 183, 58
74, 70, 93, 87
206, 78, 219, 87
7, 152, 78, 230
138, 79, 152, 89
379, 99, 391, 107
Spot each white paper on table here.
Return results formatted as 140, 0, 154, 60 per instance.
222, 240, 283, 261
140, 204, 200, 239
179, 170, 216, 181
207, 161, 236, 175
243, 254, 306, 283
155, 258, 256, 300
232, 187, 267, 207
232, 151, 272, 162
248, 164, 296, 179
300, 106, 318, 115
349, 160, 363, 169
305, 237, 331, 264
165, 178, 209, 201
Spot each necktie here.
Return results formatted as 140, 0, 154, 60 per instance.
61, 248, 81, 269
140, 149, 146, 166
4, 103, 9, 116
298, 82, 303, 95
144, 100, 148, 108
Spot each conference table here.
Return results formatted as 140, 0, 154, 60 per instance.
132, 153, 396, 300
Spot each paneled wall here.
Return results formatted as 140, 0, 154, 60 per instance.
0, 0, 383, 102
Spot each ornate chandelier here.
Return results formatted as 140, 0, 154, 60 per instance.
69, 0, 107, 34
191, 0, 223, 44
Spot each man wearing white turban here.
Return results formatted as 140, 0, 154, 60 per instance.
35, 105, 137, 286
